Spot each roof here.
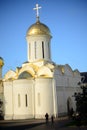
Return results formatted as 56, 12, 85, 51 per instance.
26, 21, 51, 37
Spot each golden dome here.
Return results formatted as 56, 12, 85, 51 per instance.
0, 57, 4, 67
26, 21, 51, 37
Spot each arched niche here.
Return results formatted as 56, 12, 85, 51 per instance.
18, 71, 33, 79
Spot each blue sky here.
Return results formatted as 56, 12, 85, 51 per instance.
0, 0, 87, 76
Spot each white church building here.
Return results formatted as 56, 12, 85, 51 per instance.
0, 4, 81, 120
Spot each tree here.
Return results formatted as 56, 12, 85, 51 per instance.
73, 82, 87, 119
0, 99, 3, 119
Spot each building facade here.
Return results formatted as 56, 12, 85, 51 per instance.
0, 4, 81, 120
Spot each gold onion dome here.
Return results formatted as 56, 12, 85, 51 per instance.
0, 57, 4, 67
26, 20, 52, 37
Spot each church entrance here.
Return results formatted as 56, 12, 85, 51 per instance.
67, 97, 73, 117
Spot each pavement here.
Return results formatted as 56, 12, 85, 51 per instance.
0, 117, 87, 130
0, 119, 45, 130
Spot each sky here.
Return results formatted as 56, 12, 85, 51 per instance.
0, 0, 87, 76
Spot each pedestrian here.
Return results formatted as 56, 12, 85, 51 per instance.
45, 113, 49, 124
51, 115, 54, 123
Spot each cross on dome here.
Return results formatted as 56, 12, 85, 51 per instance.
33, 4, 42, 21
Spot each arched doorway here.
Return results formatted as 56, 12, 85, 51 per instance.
67, 97, 73, 116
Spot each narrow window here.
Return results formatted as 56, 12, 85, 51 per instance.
42, 41, 44, 58
29, 43, 31, 59
48, 42, 50, 58
38, 93, 41, 106
18, 94, 21, 107
67, 78, 69, 86
35, 41, 37, 59
25, 94, 28, 107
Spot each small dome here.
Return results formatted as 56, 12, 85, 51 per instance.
26, 21, 51, 37
0, 57, 4, 67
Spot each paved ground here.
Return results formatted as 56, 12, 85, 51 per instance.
0, 117, 87, 130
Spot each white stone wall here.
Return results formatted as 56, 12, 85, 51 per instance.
3, 64, 81, 120
3, 81, 13, 120
34, 78, 57, 118
56, 87, 77, 116
3, 79, 34, 120
54, 65, 81, 116
3, 78, 57, 120
12, 79, 34, 119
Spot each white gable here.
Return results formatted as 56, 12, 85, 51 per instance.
37, 66, 53, 77
64, 64, 73, 76
18, 65, 35, 77
4, 70, 17, 80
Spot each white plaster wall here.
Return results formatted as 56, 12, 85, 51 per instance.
3, 79, 34, 120
57, 88, 66, 115
34, 78, 55, 118
56, 86, 78, 116
3, 65, 81, 120
13, 79, 34, 119
3, 77, 57, 120
3, 81, 13, 120
54, 66, 81, 116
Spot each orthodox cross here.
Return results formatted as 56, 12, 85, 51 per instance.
33, 4, 42, 20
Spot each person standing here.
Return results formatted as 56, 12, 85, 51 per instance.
51, 115, 54, 123
45, 113, 49, 123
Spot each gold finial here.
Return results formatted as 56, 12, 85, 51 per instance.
33, 4, 42, 21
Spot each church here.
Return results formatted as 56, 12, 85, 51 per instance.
0, 4, 81, 120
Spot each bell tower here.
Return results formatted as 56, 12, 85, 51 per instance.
26, 4, 52, 62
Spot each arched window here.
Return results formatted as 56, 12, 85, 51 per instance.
67, 97, 73, 116
48, 42, 50, 58
18, 94, 21, 107
35, 41, 37, 59
18, 71, 32, 79
29, 43, 31, 59
42, 41, 44, 58
38, 93, 41, 106
25, 94, 28, 107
